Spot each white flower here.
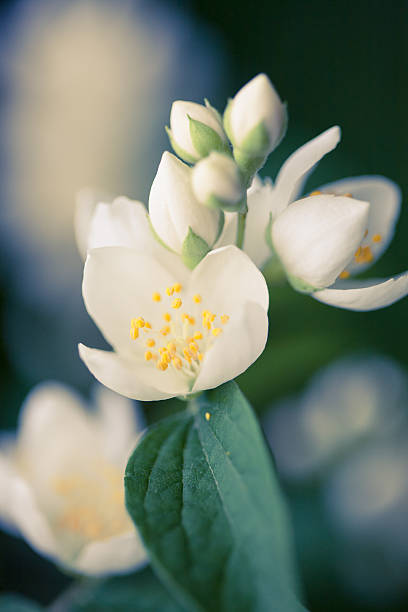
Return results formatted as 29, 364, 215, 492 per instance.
191, 152, 244, 211
168, 100, 227, 163
224, 74, 287, 157
263, 355, 408, 481
80, 244, 268, 401
148, 152, 223, 261
0, 383, 147, 576
271, 194, 370, 289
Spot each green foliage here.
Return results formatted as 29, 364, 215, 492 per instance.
0, 594, 43, 611
125, 381, 306, 612
181, 227, 211, 269
188, 117, 229, 159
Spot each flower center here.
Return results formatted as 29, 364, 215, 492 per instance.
51, 460, 131, 542
130, 282, 229, 377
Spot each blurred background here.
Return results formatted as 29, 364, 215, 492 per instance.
0, 0, 407, 610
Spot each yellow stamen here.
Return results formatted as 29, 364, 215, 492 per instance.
146, 339, 155, 347
172, 298, 182, 309
130, 327, 139, 340
189, 342, 199, 354
173, 283, 182, 293
220, 315, 229, 325
198, 353, 204, 361
309, 190, 322, 196
354, 247, 361, 257
163, 312, 171, 322
212, 328, 222, 336
160, 325, 170, 336
161, 351, 171, 365
131, 317, 145, 328
194, 331, 203, 340
355, 245, 373, 265
167, 342, 176, 355
152, 292, 161, 302
166, 287, 174, 296
156, 361, 168, 371
145, 321, 152, 329
183, 348, 192, 363
343, 193, 352, 197
144, 351, 153, 361
193, 294, 202, 303
372, 233, 382, 243
205, 412, 211, 421
172, 356, 182, 369
339, 270, 350, 279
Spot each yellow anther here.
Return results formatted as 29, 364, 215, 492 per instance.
309, 190, 322, 196
166, 287, 174, 296
152, 292, 161, 302
372, 233, 382, 243
193, 294, 202, 303
355, 245, 373, 264
212, 328, 222, 336
130, 327, 139, 340
160, 325, 170, 336
189, 342, 199, 354
172, 356, 182, 370
159, 347, 166, 354
156, 361, 168, 371
355, 247, 361, 257
161, 351, 171, 365
205, 412, 211, 421
182, 313, 195, 325
339, 270, 350, 279
343, 192, 352, 197
146, 339, 155, 347
183, 348, 192, 363
163, 312, 171, 322
198, 353, 204, 361
172, 298, 182, 309
145, 321, 152, 329
132, 317, 145, 328
194, 331, 203, 340
167, 342, 176, 355
144, 351, 153, 361
173, 283, 182, 293
220, 315, 229, 325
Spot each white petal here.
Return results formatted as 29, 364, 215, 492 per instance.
88, 197, 187, 279
170, 100, 225, 160
190, 245, 269, 313
243, 178, 276, 268
214, 211, 238, 248
274, 126, 341, 213
79, 345, 188, 401
193, 300, 268, 392
314, 272, 408, 311
74, 530, 147, 577
93, 384, 145, 466
83, 246, 187, 354
0, 449, 19, 531
74, 188, 114, 260
272, 195, 370, 288
317, 175, 401, 274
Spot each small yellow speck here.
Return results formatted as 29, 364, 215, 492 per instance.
173, 283, 182, 293
339, 270, 350, 279
145, 321, 152, 329
309, 190, 322, 196
146, 339, 155, 347
163, 312, 171, 322
156, 361, 168, 371
172, 356, 182, 369
212, 327, 222, 336
166, 287, 174, 296
152, 292, 161, 302
205, 412, 211, 421
132, 317, 145, 328
172, 298, 182, 309
198, 353, 204, 361
194, 331, 203, 340
372, 233, 382, 243
145, 351, 153, 361
130, 327, 139, 340
220, 315, 229, 325
160, 326, 170, 336
193, 294, 202, 303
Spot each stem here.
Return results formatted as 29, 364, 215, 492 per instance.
236, 211, 247, 249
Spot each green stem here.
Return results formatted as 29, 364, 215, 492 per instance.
236, 211, 247, 249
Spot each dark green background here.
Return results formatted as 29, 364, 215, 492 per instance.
0, 0, 407, 610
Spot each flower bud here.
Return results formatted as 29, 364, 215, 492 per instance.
166, 100, 228, 164
271, 194, 370, 290
149, 152, 223, 267
224, 74, 287, 177
191, 152, 245, 212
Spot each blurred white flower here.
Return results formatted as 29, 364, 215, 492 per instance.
263, 355, 408, 480
0, 0, 224, 384
0, 382, 147, 576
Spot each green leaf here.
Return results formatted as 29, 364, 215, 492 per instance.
0, 594, 43, 611
125, 382, 306, 612
58, 568, 183, 612
181, 227, 210, 269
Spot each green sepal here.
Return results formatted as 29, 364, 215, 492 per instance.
188, 116, 230, 159
239, 120, 270, 157
165, 126, 197, 165
287, 274, 319, 294
233, 147, 267, 187
181, 226, 210, 269
215, 210, 225, 242
205, 193, 247, 214
222, 98, 234, 143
